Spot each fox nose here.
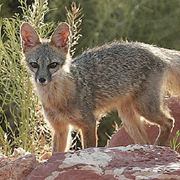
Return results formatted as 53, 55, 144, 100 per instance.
38, 77, 47, 84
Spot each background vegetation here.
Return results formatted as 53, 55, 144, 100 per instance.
1, 0, 180, 155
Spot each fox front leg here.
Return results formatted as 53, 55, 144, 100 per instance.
52, 123, 71, 152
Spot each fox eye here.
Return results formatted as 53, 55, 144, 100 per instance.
48, 62, 59, 69
30, 62, 39, 68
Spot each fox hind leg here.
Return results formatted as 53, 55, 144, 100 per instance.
118, 97, 150, 145
135, 100, 174, 146
134, 87, 174, 146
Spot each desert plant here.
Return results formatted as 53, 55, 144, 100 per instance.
170, 130, 180, 152
0, 0, 54, 156
65, 1, 83, 56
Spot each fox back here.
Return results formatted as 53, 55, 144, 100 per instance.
20, 22, 180, 152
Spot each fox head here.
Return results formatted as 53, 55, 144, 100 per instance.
20, 22, 71, 85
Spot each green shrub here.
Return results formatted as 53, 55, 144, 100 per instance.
46, 0, 180, 54
170, 130, 180, 152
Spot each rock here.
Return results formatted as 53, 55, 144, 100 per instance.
108, 96, 180, 152
4, 96, 180, 179
39, 152, 52, 161
0, 153, 38, 180
108, 123, 158, 147
25, 145, 180, 180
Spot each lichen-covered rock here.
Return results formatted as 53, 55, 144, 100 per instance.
25, 145, 180, 180
108, 96, 180, 152
0, 153, 38, 180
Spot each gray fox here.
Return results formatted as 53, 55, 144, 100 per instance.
20, 22, 180, 152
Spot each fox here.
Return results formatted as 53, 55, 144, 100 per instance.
20, 22, 180, 152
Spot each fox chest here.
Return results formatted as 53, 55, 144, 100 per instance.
38, 91, 73, 124
43, 107, 69, 125
37, 84, 66, 109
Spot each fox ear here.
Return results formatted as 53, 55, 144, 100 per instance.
20, 23, 40, 53
50, 22, 70, 51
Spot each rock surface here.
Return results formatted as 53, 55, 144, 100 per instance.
2, 97, 180, 180
0, 153, 38, 180
108, 96, 180, 152
25, 145, 180, 180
